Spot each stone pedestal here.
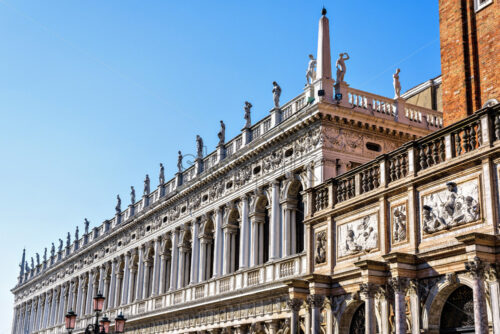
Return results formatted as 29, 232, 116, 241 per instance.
128, 204, 135, 217
217, 145, 226, 163
142, 195, 149, 209
270, 108, 282, 128
394, 97, 406, 123
195, 158, 204, 175
334, 81, 349, 106
175, 172, 183, 188
241, 127, 252, 145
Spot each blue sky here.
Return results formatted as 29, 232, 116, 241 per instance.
0, 1, 440, 331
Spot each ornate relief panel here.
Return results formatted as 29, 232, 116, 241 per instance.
420, 176, 481, 236
390, 201, 408, 245
337, 211, 379, 259
314, 230, 327, 265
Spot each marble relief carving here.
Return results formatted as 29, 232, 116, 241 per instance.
338, 213, 378, 258
314, 231, 327, 264
421, 179, 480, 234
391, 203, 407, 243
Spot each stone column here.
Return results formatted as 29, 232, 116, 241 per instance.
287, 298, 303, 334
108, 260, 117, 309
152, 237, 162, 296
98, 265, 106, 294
407, 280, 420, 334
307, 295, 324, 334
177, 246, 186, 288
121, 252, 130, 305
258, 221, 264, 264
79, 278, 87, 319
239, 195, 250, 269
135, 246, 144, 300
127, 265, 137, 304
143, 260, 152, 298
51, 288, 59, 326
250, 218, 258, 267
36, 294, 43, 330
74, 277, 83, 318
170, 230, 179, 291
213, 208, 223, 277
282, 205, 291, 257
270, 180, 280, 260
86, 271, 93, 314
158, 252, 168, 294
389, 277, 409, 334
230, 232, 236, 272
199, 238, 208, 281
486, 265, 500, 334
190, 222, 200, 284
114, 270, 123, 307
360, 283, 377, 334
465, 257, 489, 334
223, 228, 231, 275
266, 320, 279, 334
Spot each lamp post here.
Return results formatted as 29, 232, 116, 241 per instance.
65, 292, 127, 334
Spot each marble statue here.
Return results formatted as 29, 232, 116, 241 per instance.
51, 243, 55, 257
84, 218, 90, 235
66, 232, 71, 248
244, 101, 252, 128
58, 239, 63, 252
144, 174, 150, 195
74, 226, 79, 242
177, 151, 183, 173
335, 53, 350, 83
196, 135, 204, 159
36, 253, 40, 266
314, 231, 327, 264
31, 257, 34, 270
422, 180, 480, 234
306, 54, 317, 85
19, 249, 25, 275
159, 163, 165, 185
272, 81, 281, 108
393, 68, 401, 98
43, 248, 47, 262
116, 195, 121, 214
130, 186, 136, 204
25, 262, 29, 273
218, 121, 226, 146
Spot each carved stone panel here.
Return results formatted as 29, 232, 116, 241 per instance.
420, 178, 481, 235
314, 231, 327, 265
337, 212, 378, 258
390, 201, 408, 245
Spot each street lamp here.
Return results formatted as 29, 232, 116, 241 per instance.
65, 292, 127, 334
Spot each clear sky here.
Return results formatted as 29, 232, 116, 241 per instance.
0, 1, 440, 331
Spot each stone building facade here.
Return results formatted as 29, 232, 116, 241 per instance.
11, 2, 499, 334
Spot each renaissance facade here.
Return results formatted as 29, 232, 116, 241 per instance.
11, 2, 499, 334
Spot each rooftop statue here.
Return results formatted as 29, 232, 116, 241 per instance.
43, 248, 47, 262
19, 249, 25, 276
25, 261, 29, 273
144, 174, 150, 195
218, 120, 226, 146
196, 135, 204, 159
130, 186, 136, 204
244, 101, 252, 128
335, 53, 350, 83
306, 54, 317, 85
66, 232, 71, 248
393, 68, 401, 98
272, 81, 281, 108
51, 243, 55, 257
177, 151, 183, 173
159, 163, 165, 185
58, 239, 63, 252
36, 253, 40, 266
31, 257, 34, 270
75, 226, 79, 241
116, 195, 121, 214
84, 218, 90, 235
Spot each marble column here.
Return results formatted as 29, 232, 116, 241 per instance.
250, 218, 258, 267
270, 181, 280, 260
198, 238, 208, 281
114, 270, 123, 307
239, 195, 250, 269
80, 284, 88, 317
213, 208, 223, 277
230, 232, 236, 272
287, 298, 303, 334
86, 271, 93, 314
282, 204, 291, 257
98, 265, 106, 294
108, 260, 117, 309
360, 283, 377, 334
143, 261, 152, 298
152, 237, 162, 296
307, 295, 324, 334
465, 257, 488, 334
223, 228, 231, 275
127, 265, 137, 304
170, 230, 179, 291
486, 265, 500, 334
177, 246, 186, 288
75, 277, 83, 318
389, 277, 409, 334
258, 221, 264, 264
135, 246, 144, 300
407, 280, 420, 334
29, 300, 36, 332
122, 252, 130, 305
190, 222, 200, 284
158, 253, 168, 294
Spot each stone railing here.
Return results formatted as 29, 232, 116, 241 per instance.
309, 104, 499, 215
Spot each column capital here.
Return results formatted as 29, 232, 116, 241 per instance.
306, 294, 324, 308
465, 256, 485, 279
287, 298, 303, 312
388, 277, 410, 293
359, 282, 378, 298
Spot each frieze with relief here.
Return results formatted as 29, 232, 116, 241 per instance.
338, 213, 378, 258
391, 203, 407, 243
421, 179, 480, 234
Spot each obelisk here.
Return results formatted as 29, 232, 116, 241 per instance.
316, 7, 334, 102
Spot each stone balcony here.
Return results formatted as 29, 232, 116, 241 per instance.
32, 254, 306, 334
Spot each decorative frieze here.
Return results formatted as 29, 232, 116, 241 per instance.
337, 213, 378, 258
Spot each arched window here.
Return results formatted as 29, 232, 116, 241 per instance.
440, 285, 475, 333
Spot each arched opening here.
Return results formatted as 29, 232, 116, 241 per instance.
143, 245, 154, 298
179, 229, 192, 288
439, 285, 475, 333
161, 237, 172, 294
252, 195, 270, 265
349, 303, 365, 334
200, 219, 215, 280
225, 208, 240, 273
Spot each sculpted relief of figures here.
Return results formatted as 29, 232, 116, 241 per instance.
314, 231, 327, 264
338, 213, 378, 258
421, 179, 480, 234
391, 203, 407, 243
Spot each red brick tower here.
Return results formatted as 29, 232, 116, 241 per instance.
439, 0, 499, 126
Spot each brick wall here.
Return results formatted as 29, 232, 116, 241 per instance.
439, 0, 499, 126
